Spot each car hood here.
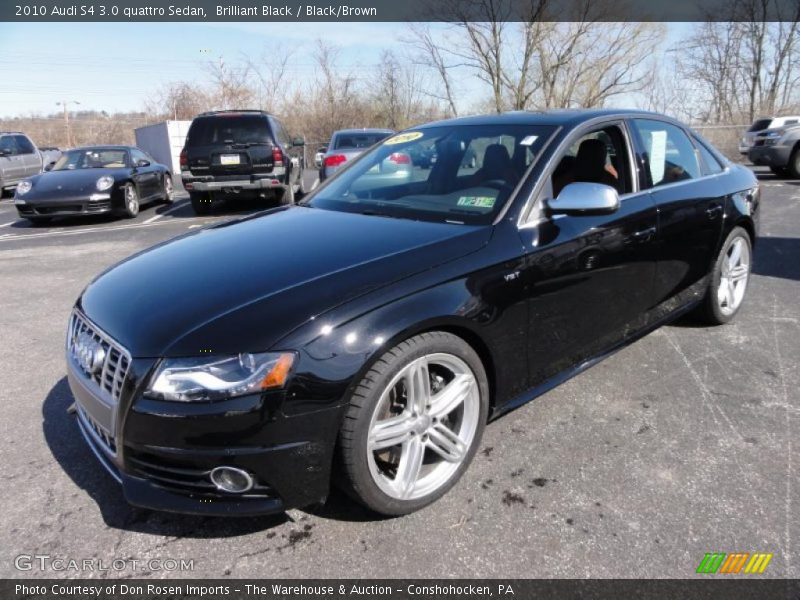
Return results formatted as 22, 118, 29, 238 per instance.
79, 206, 491, 357
29, 168, 122, 194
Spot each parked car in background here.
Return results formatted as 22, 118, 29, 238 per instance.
314, 146, 327, 168
66, 109, 758, 518
319, 128, 394, 181
748, 123, 800, 177
14, 145, 173, 224
740, 115, 800, 155
180, 110, 305, 215
0, 132, 43, 196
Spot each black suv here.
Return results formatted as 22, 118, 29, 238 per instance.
180, 110, 305, 215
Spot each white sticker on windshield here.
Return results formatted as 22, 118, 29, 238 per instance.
648, 130, 667, 184
520, 135, 539, 146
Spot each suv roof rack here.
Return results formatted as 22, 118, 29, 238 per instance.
197, 109, 269, 117
0, 131, 24, 135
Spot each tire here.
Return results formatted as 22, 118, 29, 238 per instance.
788, 149, 800, 178
280, 182, 295, 205
699, 226, 752, 325
190, 191, 212, 215
161, 174, 175, 204
337, 331, 489, 516
122, 183, 139, 218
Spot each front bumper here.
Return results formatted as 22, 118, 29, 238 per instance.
748, 145, 792, 167
15, 193, 114, 217
66, 332, 345, 516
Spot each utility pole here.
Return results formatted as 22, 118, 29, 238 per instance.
56, 100, 80, 148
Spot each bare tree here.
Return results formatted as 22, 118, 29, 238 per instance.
205, 56, 256, 110
405, 24, 460, 117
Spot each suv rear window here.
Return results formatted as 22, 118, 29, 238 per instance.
748, 119, 773, 132
187, 115, 272, 145
333, 132, 392, 150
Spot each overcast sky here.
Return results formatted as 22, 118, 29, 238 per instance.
0, 22, 691, 118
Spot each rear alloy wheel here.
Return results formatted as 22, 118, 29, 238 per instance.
123, 183, 139, 218
190, 191, 212, 215
700, 226, 752, 324
162, 174, 174, 203
337, 332, 488, 515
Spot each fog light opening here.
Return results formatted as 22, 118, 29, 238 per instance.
209, 466, 254, 494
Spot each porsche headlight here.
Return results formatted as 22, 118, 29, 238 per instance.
144, 352, 295, 402
96, 176, 114, 191
16, 180, 32, 195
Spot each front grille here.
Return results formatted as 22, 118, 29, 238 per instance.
127, 450, 275, 498
77, 404, 117, 454
68, 310, 131, 405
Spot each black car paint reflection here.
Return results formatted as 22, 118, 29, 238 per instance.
66, 110, 759, 515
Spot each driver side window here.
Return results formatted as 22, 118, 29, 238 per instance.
551, 125, 633, 198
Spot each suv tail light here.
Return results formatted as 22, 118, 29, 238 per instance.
324, 154, 347, 168
388, 152, 411, 164
272, 146, 284, 165
179, 148, 188, 171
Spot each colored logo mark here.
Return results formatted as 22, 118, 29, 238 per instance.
696, 552, 773, 574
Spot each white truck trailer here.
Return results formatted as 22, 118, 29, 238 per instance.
134, 120, 191, 174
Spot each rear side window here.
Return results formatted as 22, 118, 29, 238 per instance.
632, 119, 700, 188
14, 135, 35, 154
187, 115, 272, 145
748, 119, 773, 132
693, 136, 724, 175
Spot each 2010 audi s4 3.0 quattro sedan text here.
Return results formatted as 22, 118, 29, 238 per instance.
66, 110, 759, 516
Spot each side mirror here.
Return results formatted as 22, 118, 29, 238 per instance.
136, 159, 150, 167
44, 161, 55, 171
0, 148, 10, 157
292, 137, 305, 147
548, 182, 620, 216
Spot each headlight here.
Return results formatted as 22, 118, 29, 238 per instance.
96, 176, 114, 191
16, 180, 32, 195
144, 352, 295, 402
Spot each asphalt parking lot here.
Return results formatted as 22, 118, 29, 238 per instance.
0, 167, 796, 579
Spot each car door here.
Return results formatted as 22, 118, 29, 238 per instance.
0, 135, 24, 185
628, 118, 726, 309
13, 135, 40, 177
516, 121, 659, 388
130, 148, 158, 198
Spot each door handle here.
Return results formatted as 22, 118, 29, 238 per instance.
705, 204, 723, 219
632, 226, 656, 242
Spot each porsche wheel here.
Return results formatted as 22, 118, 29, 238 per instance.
337, 332, 488, 515
162, 174, 174, 204
123, 183, 139, 218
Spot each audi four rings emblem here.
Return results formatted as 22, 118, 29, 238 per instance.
72, 331, 106, 375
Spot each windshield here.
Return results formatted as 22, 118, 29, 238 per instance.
333, 132, 393, 150
187, 115, 271, 145
52, 149, 129, 171
307, 124, 556, 225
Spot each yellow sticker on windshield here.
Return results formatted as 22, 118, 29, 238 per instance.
384, 131, 424, 145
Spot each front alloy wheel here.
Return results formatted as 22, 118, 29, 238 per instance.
162, 174, 174, 203
337, 332, 488, 515
123, 183, 139, 218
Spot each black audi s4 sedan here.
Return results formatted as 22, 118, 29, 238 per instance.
66, 110, 758, 517
15, 145, 173, 224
